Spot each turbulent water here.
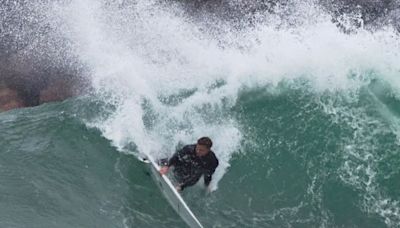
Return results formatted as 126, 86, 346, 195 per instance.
2, 0, 400, 227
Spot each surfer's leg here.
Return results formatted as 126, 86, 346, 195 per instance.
172, 168, 185, 181
172, 169, 191, 191
179, 176, 201, 191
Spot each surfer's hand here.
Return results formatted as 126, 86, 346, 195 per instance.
159, 166, 169, 175
175, 185, 182, 192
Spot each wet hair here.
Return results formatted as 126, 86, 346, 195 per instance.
197, 137, 213, 149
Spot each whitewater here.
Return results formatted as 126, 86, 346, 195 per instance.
1, 0, 400, 227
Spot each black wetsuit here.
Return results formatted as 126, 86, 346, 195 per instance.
168, 144, 219, 190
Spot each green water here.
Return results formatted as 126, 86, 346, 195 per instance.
1, 80, 399, 228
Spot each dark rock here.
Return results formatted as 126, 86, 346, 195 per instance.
39, 77, 75, 104
0, 84, 24, 111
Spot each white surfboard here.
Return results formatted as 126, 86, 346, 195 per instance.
142, 155, 204, 228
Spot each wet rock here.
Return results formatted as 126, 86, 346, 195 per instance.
39, 78, 75, 104
0, 85, 24, 111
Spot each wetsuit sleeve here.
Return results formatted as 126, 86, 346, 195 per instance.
204, 155, 219, 186
167, 145, 188, 167
167, 151, 180, 167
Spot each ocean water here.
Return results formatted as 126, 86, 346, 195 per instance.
2, 0, 400, 227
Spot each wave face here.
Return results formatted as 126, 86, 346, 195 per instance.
1, 0, 400, 227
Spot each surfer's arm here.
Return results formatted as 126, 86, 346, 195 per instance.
160, 148, 184, 174
161, 146, 187, 174
203, 158, 219, 187
168, 145, 190, 166
167, 151, 180, 167
160, 152, 179, 174
203, 171, 213, 187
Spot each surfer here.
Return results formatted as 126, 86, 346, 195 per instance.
159, 137, 219, 192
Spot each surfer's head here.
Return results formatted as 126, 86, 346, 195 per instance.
196, 137, 212, 157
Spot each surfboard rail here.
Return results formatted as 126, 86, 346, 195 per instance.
144, 156, 204, 228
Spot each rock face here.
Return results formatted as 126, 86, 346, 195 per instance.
0, 85, 24, 111
0, 77, 83, 112
0, 55, 85, 112
39, 78, 75, 104
0, 73, 85, 112
0, 47, 87, 112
